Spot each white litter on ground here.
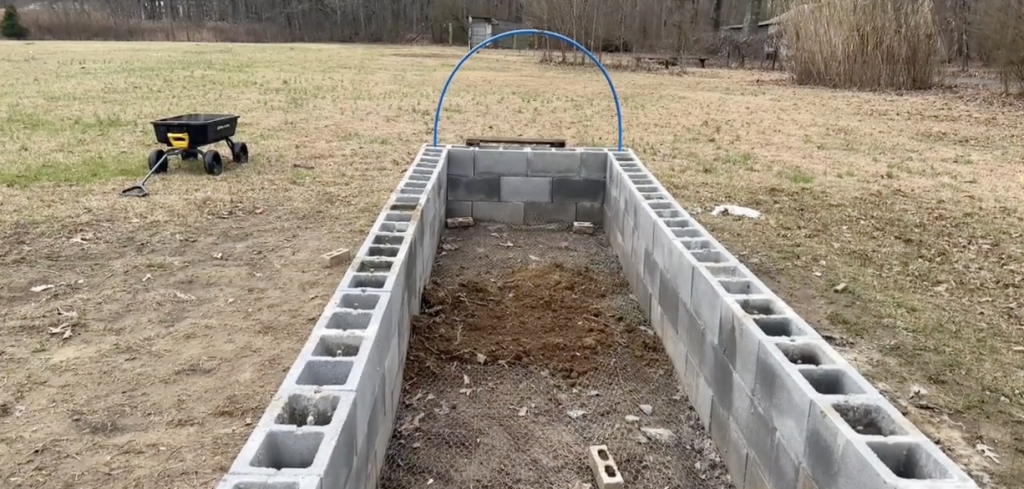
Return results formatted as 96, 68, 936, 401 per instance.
710, 205, 761, 219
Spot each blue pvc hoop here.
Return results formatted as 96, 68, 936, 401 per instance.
431, 29, 624, 151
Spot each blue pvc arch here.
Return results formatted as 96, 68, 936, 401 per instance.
432, 29, 624, 151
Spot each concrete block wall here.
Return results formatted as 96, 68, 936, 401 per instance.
445, 146, 608, 225
214, 144, 449, 489
215, 143, 980, 489
603, 149, 980, 489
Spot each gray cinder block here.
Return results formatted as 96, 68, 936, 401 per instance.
751, 342, 814, 456
528, 149, 581, 177
581, 151, 609, 179
769, 432, 800, 489
446, 201, 472, 219
500, 176, 552, 202
552, 177, 605, 203
475, 149, 528, 176
576, 202, 603, 225
744, 459, 771, 489
718, 300, 761, 391
447, 147, 474, 176
690, 266, 724, 341
448, 175, 500, 202
473, 201, 525, 224
524, 202, 575, 224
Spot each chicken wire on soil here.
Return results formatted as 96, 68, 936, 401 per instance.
380, 222, 733, 489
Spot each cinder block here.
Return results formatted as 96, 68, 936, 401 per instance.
572, 221, 595, 234
667, 242, 696, 309
448, 175, 500, 202
642, 247, 661, 304
744, 459, 771, 489
657, 267, 680, 332
447, 147, 475, 176
475, 149, 527, 176
676, 297, 701, 347
576, 202, 604, 225
587, 445, 625, 489
718, 300, 761, 391
801, 403, 913, 489
446, 201, 472, 219
581, 151, 609, 179
705, 341, 735, 414
731, 377, 776, 479
710, 399, 749, 485
528, 149, 582, 177
445, 217, 474, 229
635, 280, 652, 317
524, 202, 575, 224
752, 341, 813, 456
690, 266, 724, 342
552, 177, 606, 203
500, 176, 552, 202
683, 355, 699, 401
769, 432, 800, 489
695, 374, 714, 431
473, 201, 524, 224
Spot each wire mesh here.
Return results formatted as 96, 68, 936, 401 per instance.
380, 222, 733, 489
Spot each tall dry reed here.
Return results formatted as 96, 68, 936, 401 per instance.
779, 0, 939, 90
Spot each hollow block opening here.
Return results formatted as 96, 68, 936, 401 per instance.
312, 333, 363, 358
671, 227, 704, 239
356, 259, 394, 274
799, 367, 868, 396
391, 202, 418, 211
368, 245, 400, 258
718, 279, 764, 296
737, 297, 785, 316
753, 316, 810, 337
833, 402, 907, 437
385, 212, 413, 222
690, 249, 730, 263
867, 441, 952, 480
705, 264, 745, 279
275, 394, 342, 427
347, 273, 388, 289
654, 209, 683, 219
250, 431, 324, 470
324, 310, 372, 331
663, 218, 691, 228
338, 293, 381, 310
378, 222, 409, 233
680, 240, 714, 251
295, 359, 353, 386
774, 341, 833, 366
231, 482, 300, 489
372, 234, 405, 246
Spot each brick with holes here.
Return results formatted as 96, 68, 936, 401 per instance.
587, 445, 624, 489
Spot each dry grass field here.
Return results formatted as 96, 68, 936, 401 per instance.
0, 41, 1021, 489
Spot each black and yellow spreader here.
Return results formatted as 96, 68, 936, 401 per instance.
121, 113, 250, 197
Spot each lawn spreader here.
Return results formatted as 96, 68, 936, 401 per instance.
121, 113, 250, 197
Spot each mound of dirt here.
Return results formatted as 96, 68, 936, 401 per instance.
411, 260, 664, 382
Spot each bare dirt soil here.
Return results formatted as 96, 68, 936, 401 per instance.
0, 41, 1021, 489
381, 224, 731, 489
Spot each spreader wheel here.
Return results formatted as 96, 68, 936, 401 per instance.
203, 150, 223, 176
232, 142, 249, 164
148, 149, 168, 173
